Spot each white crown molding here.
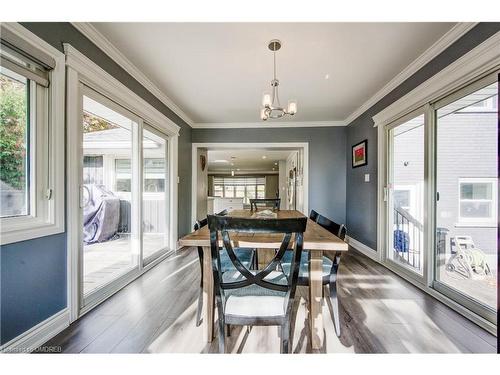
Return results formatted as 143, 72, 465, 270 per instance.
71, 22, 194, 127
0, 309, 69, 353
192, 120, 346, 129
344, 22, 478, 126
372, 30, 500, 128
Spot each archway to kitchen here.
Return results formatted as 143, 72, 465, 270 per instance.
191, 143, 309, 226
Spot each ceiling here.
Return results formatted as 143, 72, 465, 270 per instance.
207, 149, 295, 173
91, 22, 455, 125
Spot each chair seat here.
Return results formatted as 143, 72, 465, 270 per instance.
223, 270, 288, 318
219, 248, 254, 272
281, 250, 332, 278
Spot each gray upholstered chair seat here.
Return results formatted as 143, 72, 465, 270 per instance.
223, 270, 288, 318
281, 250, 333, 278
220, 248, 253, 272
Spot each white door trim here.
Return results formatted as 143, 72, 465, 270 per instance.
191, 142, 309, 227
65, 44, 179, 322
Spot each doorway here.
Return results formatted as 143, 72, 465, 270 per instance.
191, 143, 309, 225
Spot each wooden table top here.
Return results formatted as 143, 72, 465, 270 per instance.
179, 210, 348, 252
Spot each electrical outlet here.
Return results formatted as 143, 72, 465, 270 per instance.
364, 174, 370, 182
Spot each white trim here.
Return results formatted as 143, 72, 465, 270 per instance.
64, 44, 180, 137
71, 22, 194, 127
192, 121, 346, 129
372, 31, 500, 127
345, 22, 478, 125
191, 142, 309, 226
345, 235, 380, 262
0, 309, 69, 353
0, 23, 65, 245
65, 44, 179, 321
71, 22, 476, 130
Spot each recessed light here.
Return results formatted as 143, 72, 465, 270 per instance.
262, 155, 267, 159
231, 163, 234, 166
325, 74, 330, 80
237, 168, 240, 171
274, 162, 278, 165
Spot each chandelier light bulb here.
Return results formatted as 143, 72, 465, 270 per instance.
262, 92, 272, 108
287, 100, 297, 115
260, 108, 268, 121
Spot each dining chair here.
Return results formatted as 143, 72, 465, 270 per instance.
194, 209, 256, 327
249, 198, 281, 211
281, 211, 346, 337
208, 214, 307, 353
309, 209, 319, 222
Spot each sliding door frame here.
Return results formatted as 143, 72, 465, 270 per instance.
65, 44, 179, 322
374, 32, 500, 335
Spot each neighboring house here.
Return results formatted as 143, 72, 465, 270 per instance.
0, 180, 26, 217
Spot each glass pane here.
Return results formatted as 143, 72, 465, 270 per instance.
224, 185, 234, 198
388, 114, 425, 274
235, 185, 245, 198
435, 81, 497, 310
142, 128, 168, 261
245, 185, 256, 204
257, 185, 265, 199
460, 183, 492, 200
0, 67, 29, 218
82, 93, 138, 296
213, 185, 223, 197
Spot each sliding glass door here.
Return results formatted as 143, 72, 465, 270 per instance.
383, 71, 498, 324
82, 88, 140, 298
80, 85, 172, 307
433, 75, 498, 320
386, 111, 426, 278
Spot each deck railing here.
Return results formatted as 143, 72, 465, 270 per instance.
393, 207, 423, 270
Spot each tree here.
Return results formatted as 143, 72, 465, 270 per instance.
0, 74, 27, 190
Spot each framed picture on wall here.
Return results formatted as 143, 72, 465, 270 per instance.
352, 139, 367, 168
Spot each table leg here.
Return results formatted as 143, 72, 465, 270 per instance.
309, 249, 324, 350
202, 246, 214, 343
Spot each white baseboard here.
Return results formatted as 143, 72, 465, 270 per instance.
346, 235, 380, 262
0, 308, 69, 353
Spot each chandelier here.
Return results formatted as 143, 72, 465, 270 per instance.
260, 39, 297, 121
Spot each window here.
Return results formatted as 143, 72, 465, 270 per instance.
213, 177, 266, 204
114, 158, 166, 193
458, 178, 497, 226
0, 23, 65, 245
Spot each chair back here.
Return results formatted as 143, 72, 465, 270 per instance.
309, 209, 319, 222
208, 215, 307, 301
194, 209, 228, 231
249, 198, 281, 211
316, 214, 347, 241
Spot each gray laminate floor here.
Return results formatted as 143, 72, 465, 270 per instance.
41, 247, 497, 353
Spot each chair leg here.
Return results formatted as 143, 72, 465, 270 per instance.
217, 310, 225, 353
280, 321, 290, 354
329, 253, 341, 337
252, 249, 259, 270
226, 324, 231, 337
195, 285, 203, 327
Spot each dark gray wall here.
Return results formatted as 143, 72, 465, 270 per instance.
0, 22, 192, 346
192, 127, 347, 224
345, 23, 500, 250
1, 234, 67, 344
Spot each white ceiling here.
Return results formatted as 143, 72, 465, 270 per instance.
207, 149, 294, 173
91, 22, 455, 125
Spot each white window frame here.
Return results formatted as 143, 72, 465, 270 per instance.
0, 23, 65, 245
65, 44, 180, 321
457, 177, 497, 227
213, 176, 266, 204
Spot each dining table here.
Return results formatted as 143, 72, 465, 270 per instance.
178, 209, 349, 350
